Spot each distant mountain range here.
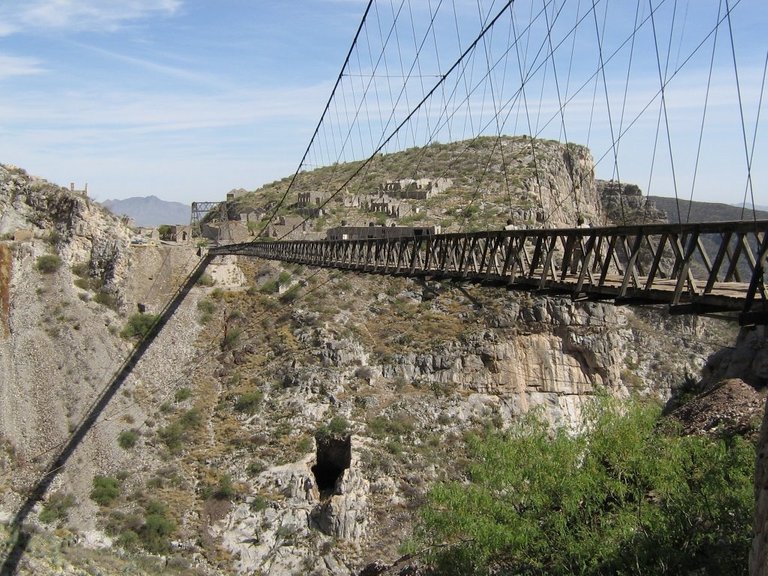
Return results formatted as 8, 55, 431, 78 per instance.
649, 196, 768, 223
101, 196, 190, 227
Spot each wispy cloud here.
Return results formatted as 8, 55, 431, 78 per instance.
0, 55, 46, 79
72, 41, 219, 86
0, 0, 181, 35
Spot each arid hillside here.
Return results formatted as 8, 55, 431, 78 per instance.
1, 160, 761, 575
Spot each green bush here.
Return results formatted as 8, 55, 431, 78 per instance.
90, 475, 120, 506
174, 387, 192, 402
316, 415, 350, 439
234, 390, 264, 414
94, 289, 119, 310
120, 313, 158, 340
35, 254, 62, 274
117, 429, 139, 449
71, 262, 89, 277
158, 422, 184, 452
416, 399, 755, 576
179, 407, 202, 429
197, 298, 216, 315
39, 492, 74, 524
158, 408, 203, 453
196, 273, 215, 287
211, 474, 236, 501
259, 279, 280, 294
139, 500, 176, 554
279, 285, 301, 303
221, 326, 243, 350
46, 231, 63, 247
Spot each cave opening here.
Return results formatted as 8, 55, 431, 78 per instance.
312, 434, 351, 497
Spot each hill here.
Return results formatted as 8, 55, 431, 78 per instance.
101, 195, 190, 227
230, 136, 605, 236
650, 196, 768, 223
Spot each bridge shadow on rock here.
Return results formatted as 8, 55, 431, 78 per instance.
0, 255, 213, 576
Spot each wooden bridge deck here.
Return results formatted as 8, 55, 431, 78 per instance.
211, 220, 768, 324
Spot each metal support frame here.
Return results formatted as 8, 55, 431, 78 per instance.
211, 220, 768, 324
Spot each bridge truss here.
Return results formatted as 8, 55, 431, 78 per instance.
212, 220, 768, 325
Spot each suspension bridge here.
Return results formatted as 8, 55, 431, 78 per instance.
207, 0, 767, 324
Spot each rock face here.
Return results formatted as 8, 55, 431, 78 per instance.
0, 164, 133, 291
0, 164, 206, 538
0, 161, 745, 575
597, 179, 667, 224
667, 378, 764, 438
512, 140, 603, 228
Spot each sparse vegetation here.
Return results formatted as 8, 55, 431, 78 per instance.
39, 492, 75, 524
90, 475, 121, 507
316, 415, 350, 439
196, 273, 215, 287
117, 429, 139, 449
35, 254, 62, 274
221, 326, 243, 350
158, 408, 204, 453
234, 390, 264, 414
174, 387, 192, 402
120, 313, 159, 340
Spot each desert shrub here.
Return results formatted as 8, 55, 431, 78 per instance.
210, 474, 236, 501
39, 492, 75, 524
316, 415, 350, 439
120, 313, 158, 339
367, 413, 415, 438
234, 390, 264, 414
90, 475, 120, 506
221, 326, 243, 350
139, 500, 176, 554
46, 230, 63, 247
158, 422, 184, 452
250, 494, 271, 512
71, 262, 89, 277
259, 279, 280, 294
416, 398, 755, 576
174, 387, 192, 402
158, 408, 203, 453
35, 254, 62, 274
197, 298, 215, 315
279, 285, 301, 303
117, 429, 139, 449
93, 288, 118, 316
179, 407, 202, 429
196, 273, 215, 287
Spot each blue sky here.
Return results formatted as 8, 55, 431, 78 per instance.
0, 1, 363, 203
0, 0, 765, 207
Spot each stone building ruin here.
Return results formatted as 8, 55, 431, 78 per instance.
379, 177, 452, 200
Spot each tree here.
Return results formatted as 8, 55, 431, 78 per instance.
416, 398, 754, 576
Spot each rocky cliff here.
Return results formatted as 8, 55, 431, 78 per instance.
0, 161, 747, 575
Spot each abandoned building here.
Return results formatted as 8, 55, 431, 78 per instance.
159, 225, 193, 243
379, 177, 452, 200
325, 223, 440, 241
263, 215, 318, 241
296, 191, 328, 218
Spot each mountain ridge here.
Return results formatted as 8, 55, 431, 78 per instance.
101, 195, 190, 227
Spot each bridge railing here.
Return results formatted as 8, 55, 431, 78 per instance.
211, 220, 768, 323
